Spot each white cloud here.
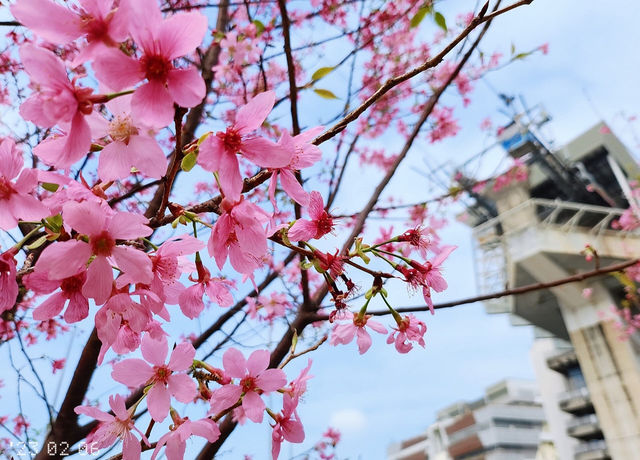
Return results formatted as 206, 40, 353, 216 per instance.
329, 408, 367, 434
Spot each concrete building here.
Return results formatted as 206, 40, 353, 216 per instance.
387, 379, 546, 460
466, 118, 640, 460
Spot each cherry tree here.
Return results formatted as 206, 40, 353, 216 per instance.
4, 0, 619, 459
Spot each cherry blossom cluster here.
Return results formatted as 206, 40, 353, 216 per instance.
0, 0, 524, 457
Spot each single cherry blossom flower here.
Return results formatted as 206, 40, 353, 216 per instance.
209, 197, 270, 275
283, 359, 312, 399
151, 414, 220, 460
11, 0, 130, 64
19, 45, 95, 168
330, 311, 387, 354
399, 245, 455, 314
112, 335, 196, 422
0, 248, 18, 315
271, 395, 305, 460
386, 314, 427, 353
178, 262, 234, 319
75, 394, 149, 460
93, 0, 207, 127
0, 138, 50, 230
95, 94, 167, 181
288, 191, 334, 242
269, 127, 324, 208
95, 293, 154, 364
209, 348, 287, 423
35, 200, 153, 305
24, 270, 90, 323
198, 91, 290, 200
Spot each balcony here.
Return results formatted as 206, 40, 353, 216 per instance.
547, 349, 579, 374
558, 387, 594, 415
574, 440, 609, 460
567, 414, 603, 440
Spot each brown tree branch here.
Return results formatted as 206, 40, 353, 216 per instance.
311, 0, 533, 147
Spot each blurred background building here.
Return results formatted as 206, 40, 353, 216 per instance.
389, 113, 640, 460
387, 379, 546, 460
465, 113, 640, 460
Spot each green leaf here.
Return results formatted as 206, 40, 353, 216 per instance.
410, 6, 431, 28
181, 151, 198, 172
512, 52, 531, 61
434, 11, 447, 31
510, 42, 516, 55
42, 182, 59, 192
252, 19, 265, 35
311, 66, 335, 81
313, 88, 339, 100
26, 235, 48, 250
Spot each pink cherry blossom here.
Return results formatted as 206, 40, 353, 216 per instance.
284, 359, 313, 400
24, 270, 90, 323
95, 94, 167, 181
19, 45, 95, 168
112, 335, 196, 422
288, 191, 334, 242
35, 200, 153, 305
95, 293, 157, 363
11, 0, 130, 64
399, 245, 455, 314
151, 415, 220, 460
0, 138, 50, 230
330, 311, 388, 354
0, 249, 18, 315
209, 348, 287, 423
144, 235, 204, 316
271, 395, 305, 460
178, 262, 234, 319
75, 394, 149, 460
268, 127, 324, 208
386, 314, 427, 353
93, 0, 207, 127
198, 91, 290, 200
209, 197, 270, 275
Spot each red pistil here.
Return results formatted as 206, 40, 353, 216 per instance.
141, 54, 172, 81
90, 231, 115, 257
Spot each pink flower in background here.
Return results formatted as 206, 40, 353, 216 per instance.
288, 191, 334, 241
52, 359, 66, 374
19, 45, 94, 168
0, 249, 18, 315
24, 270, 90, 323
75, 394, 149, 459
35, 200, 153, 305
0, 138, 50, 230
151, 416, 220, 460
198, 91, 290, 200
209, 197, 270, 275
271, 395, 305, 460
209, 348, 287, 423
93, 0, 207, 127
11, 0, 130, 64
95, 94, 167, 181
269, 127, 324, 208
539, 42, 549, 55
331, 311, 388, 354
387, 314, 427, 353
112, 335, 196, 422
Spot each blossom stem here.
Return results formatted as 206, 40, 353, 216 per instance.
12, 223, 44, 251
380, 293, 403, 325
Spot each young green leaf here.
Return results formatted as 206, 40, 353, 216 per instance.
314, 88, 339, 99
311, 66, 335, 81
181, 151, 198, 172
434, 12, 447, 31
410, 6, 431, 28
